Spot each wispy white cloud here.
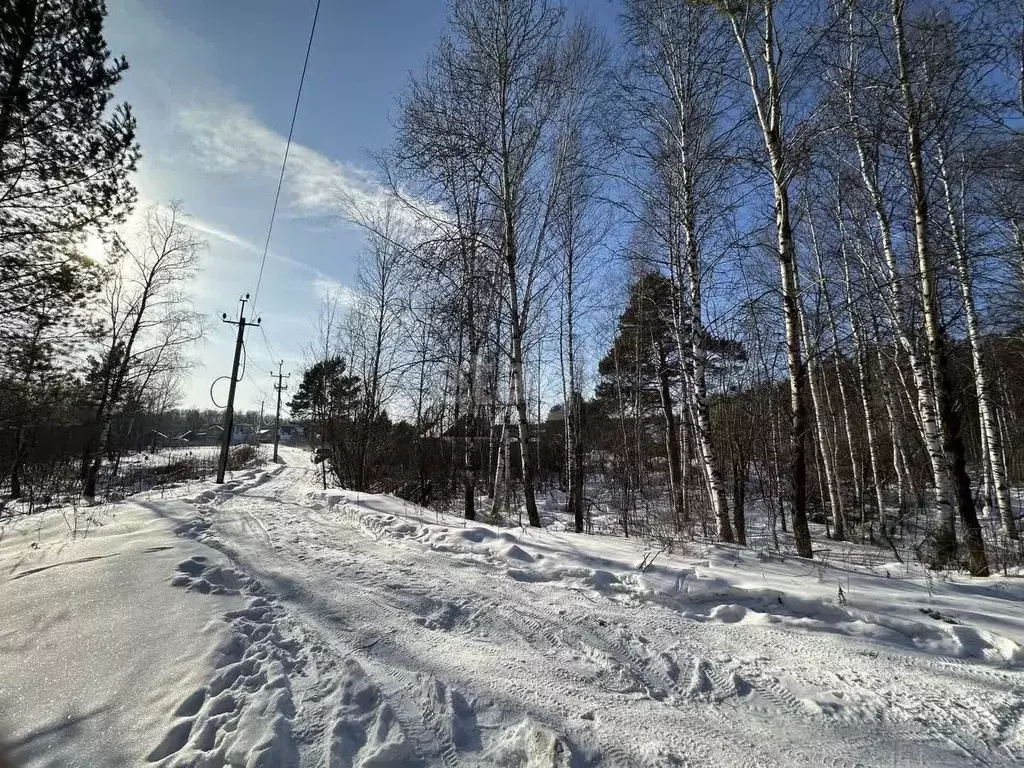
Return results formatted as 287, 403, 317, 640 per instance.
179, 101, 396, 223
186, 213, 321, 276
187, 216, 263, 254
312, 275, 361, 307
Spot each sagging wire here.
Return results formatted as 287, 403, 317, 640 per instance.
251, 0, 323, 311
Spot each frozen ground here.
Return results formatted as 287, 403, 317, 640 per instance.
2, 446, 1024, 766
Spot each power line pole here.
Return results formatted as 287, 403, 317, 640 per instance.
272, 360, 290, 463
217, 293, 261, 484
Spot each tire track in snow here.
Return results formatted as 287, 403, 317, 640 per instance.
859, 647, 1024, 761
231, 483, 479, 765
749, 631, 1019, 765
509, 556, 1020, 766
317, 506, 707, 758
680, 607, 1024, 763
173, 466, 467, 765
343, 639, 460, 768
483, 583, 741, 736
907, 691, 998, 766
522, 577, 759, 715
182, 540, 464, 765
335, 497, 824, 732
235, 500, 276, 548
331, 505, 705, 706
162, 462, 700, 764
202, 462, 1024, 766
488, 599, 604, 697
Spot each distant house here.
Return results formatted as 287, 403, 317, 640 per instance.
277, 424, 305, 444
231, 424, 254, 443
441, 412, 493, 445
142, 429, 196, 450
174, 427, 221, 446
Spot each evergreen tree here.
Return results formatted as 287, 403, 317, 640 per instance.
0, 0, 139, 328
290, 357, 362, 488
596, 272, 678, 408
289, 357, 361, 422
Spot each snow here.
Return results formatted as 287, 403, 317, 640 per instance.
3, 445, 1024, 766
0, 497, 237, 766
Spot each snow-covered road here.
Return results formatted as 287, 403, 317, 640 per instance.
157, 451, 1024, 766
4, 446, 1024, 766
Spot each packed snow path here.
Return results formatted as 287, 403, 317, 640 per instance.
4, 446, 1024, 766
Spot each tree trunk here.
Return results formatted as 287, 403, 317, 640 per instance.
511, 326, 540, 528
670, 100, 733, 543
777, 194, 812, 559
727, 3, 811, 558
801, 301, 844, 540
891, 0, 987, 575
563, 256, 585, 533
811, 212, 860, 533
463, 319, 480, 522
9, 425, 25, 499
844, 8, 953, 549
876, 346, 913, 513
839, 233, 888, 533
685, 292, 733, 544
492, 371, 514, 520
84, 414, 113, 498
677, 402, 692, 530
732, 449, 747, 546
934, 141, 1017, 541
657, 360, 686, 528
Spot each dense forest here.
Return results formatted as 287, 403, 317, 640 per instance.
4, 0, 1024, 578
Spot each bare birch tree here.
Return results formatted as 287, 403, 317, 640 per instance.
621, 0, 740, 543
81, 202, 204, 499
718, 0, 817, 557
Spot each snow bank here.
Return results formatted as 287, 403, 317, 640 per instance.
317, 488, 1024, 670
0, 502, 237, 767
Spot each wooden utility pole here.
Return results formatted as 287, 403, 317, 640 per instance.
217, 294, 261, 484
272, 360, 290, 462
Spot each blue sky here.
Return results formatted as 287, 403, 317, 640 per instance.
105, 0, 619, 412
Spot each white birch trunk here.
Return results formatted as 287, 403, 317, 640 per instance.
800, 293, 844, 539
726, 1, 812, 557
934, 142, 1018, 540
657, 19, 735, 543
876, 346, 913, 513
842, 4, 953, 542
847, 111, 952, 542
837, 224, 887, 531
891, 0, 987, 574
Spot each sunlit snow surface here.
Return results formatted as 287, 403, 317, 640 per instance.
3, 445, 1024, 766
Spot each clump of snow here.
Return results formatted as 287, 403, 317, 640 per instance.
486, 719, 575, 767
328, 659, 414, 767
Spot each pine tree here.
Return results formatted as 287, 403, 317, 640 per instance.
0, 0, 138, 328
598, 272, 687, 527
289, 357, 362, 422
290, 357, 362, 488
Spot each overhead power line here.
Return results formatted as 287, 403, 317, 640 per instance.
259, 325, 279, 368
251, 0, 323, 311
